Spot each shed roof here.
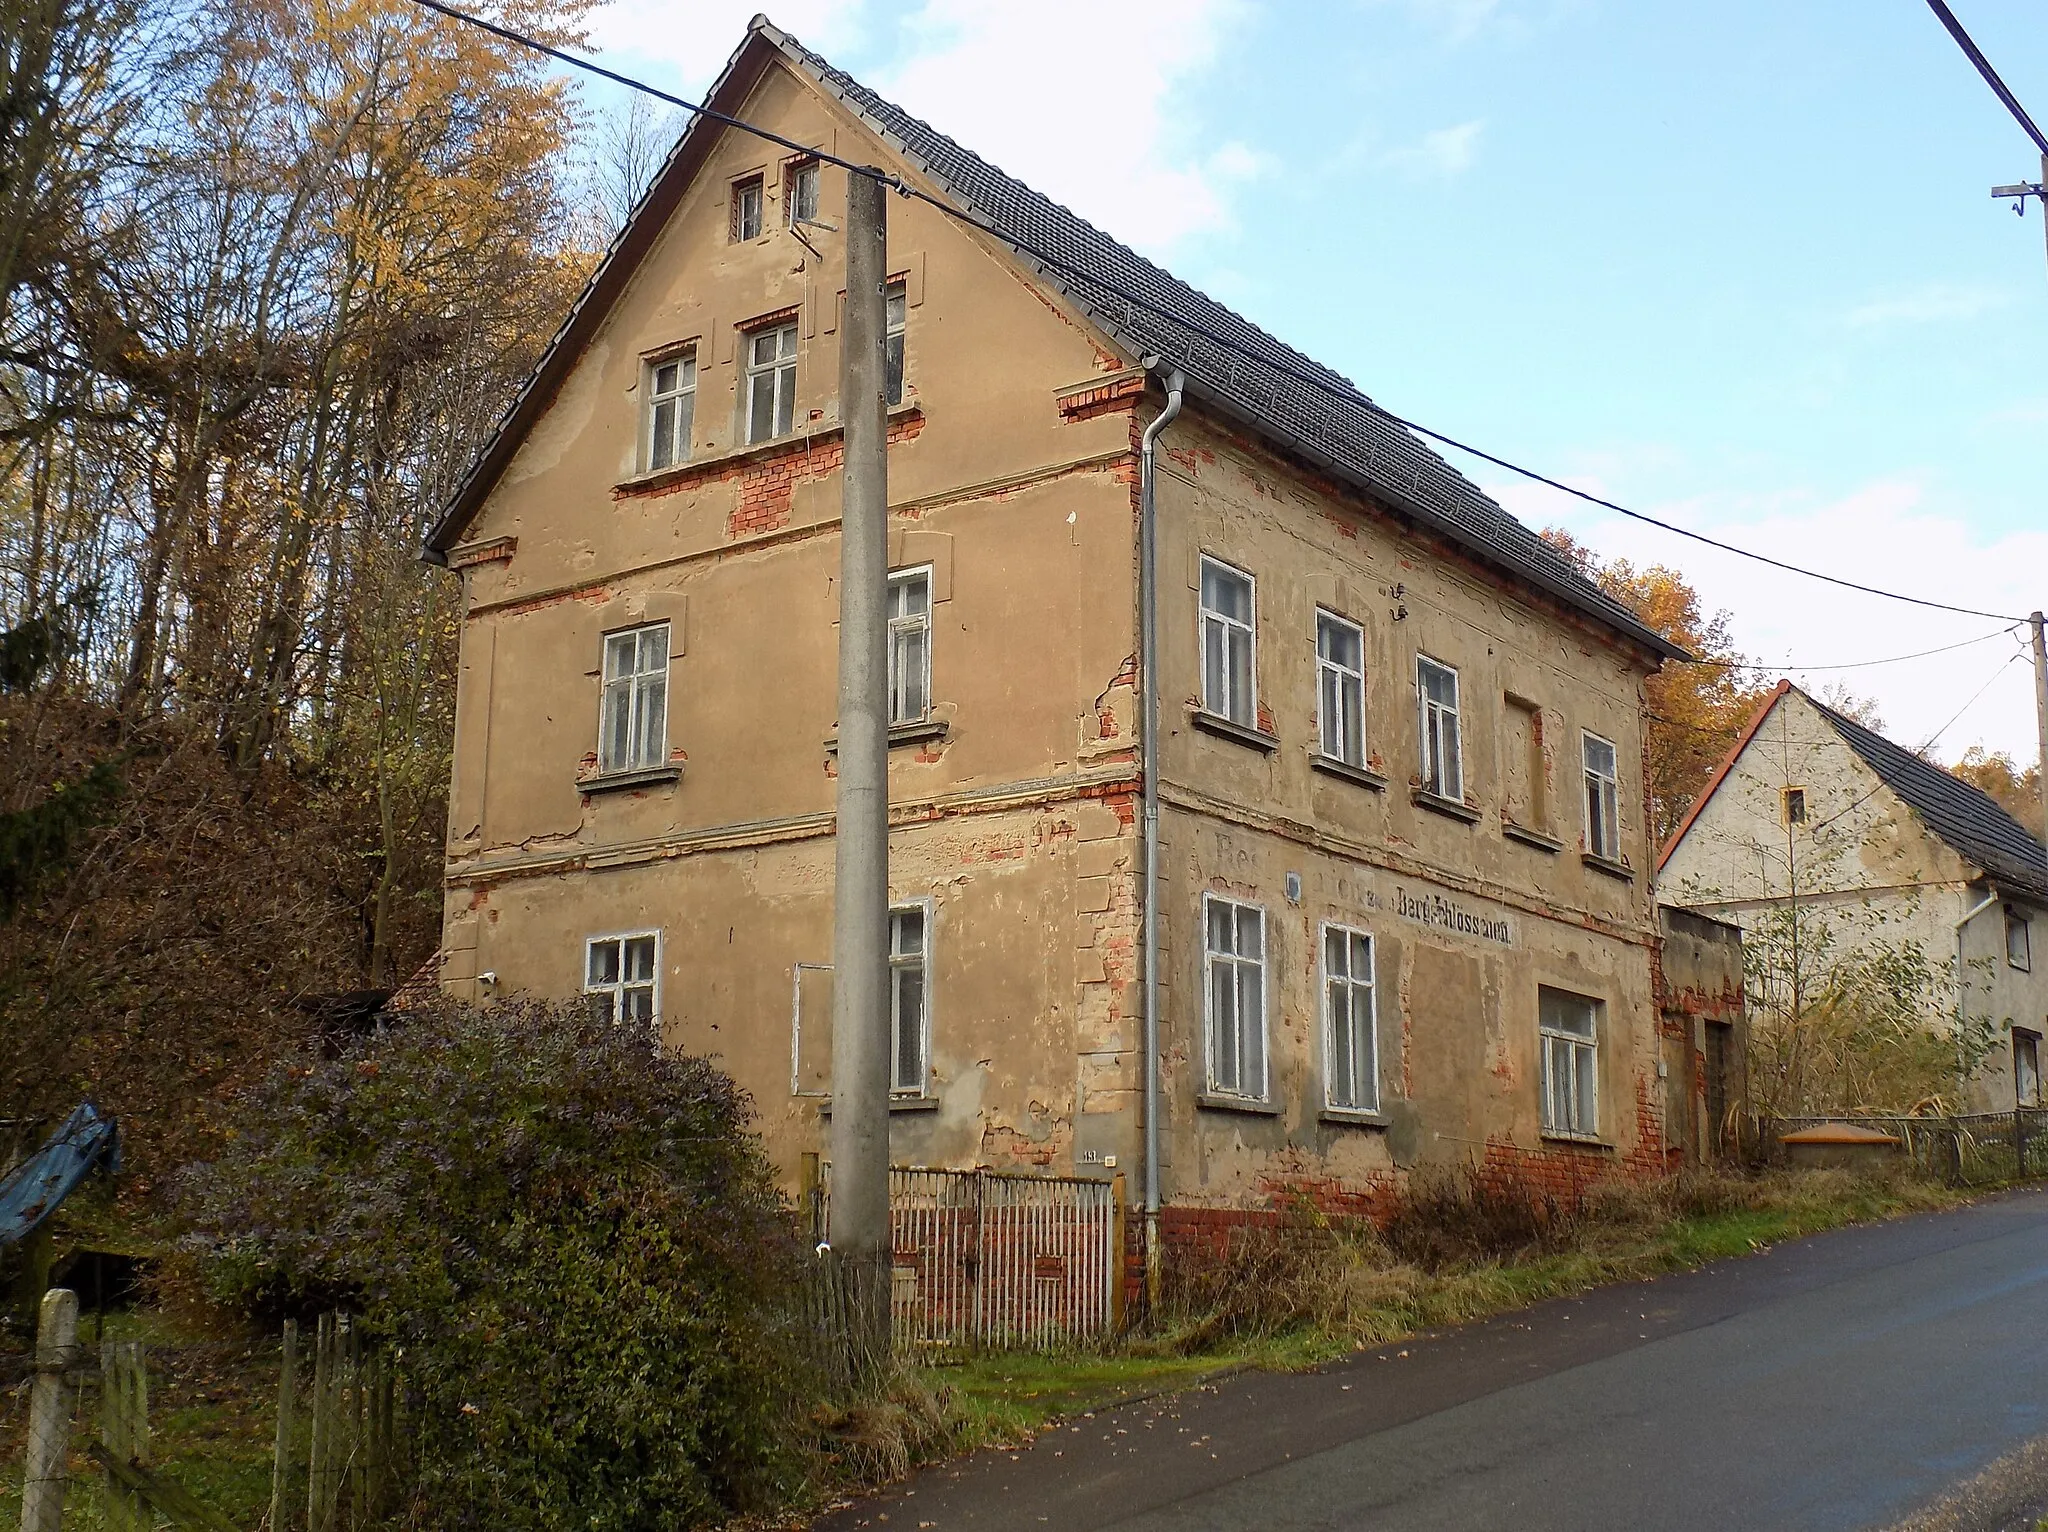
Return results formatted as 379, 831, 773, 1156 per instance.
419, 17, 1685, 662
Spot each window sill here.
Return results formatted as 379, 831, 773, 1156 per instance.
613, 403, 923, 498
823, 717, 950, 753
1189, 709, 1279, 753
1310, 755, 1387, 791
1581, 852, 1635, 882
1502, 822, 1564, 853
1539, 1131, 1613, 1150
818, 1094, 941, 1116
1197, 1092, 1281, 1117
1320, 1107, 1389, 1129
578, 765, 682, 795
1411, 788, 1481, 824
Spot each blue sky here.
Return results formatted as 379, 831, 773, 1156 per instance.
584, 0, 2048, 764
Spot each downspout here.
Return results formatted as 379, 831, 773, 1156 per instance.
1955, 887, 2001, 1093
1138, 365, 1184, 1321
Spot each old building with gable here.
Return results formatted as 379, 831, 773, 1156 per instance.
1661, 681, 2048, 1112
421, 17, 1691, 1228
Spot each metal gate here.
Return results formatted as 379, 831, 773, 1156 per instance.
818, 1165, 1121, 1349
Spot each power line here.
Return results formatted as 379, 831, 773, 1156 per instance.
1810, 652, 2023, 835
407, 0, 2031, 627
1693, 624, 2021, 672
1923, 0, 2048, 157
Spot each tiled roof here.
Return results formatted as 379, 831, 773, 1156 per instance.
763, 22, 1683, 660
1815, 699, 2048, 900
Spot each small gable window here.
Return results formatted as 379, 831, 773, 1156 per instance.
731, 174, 764, 242
885, 280, 908, 405
786, 158, 819, 226
1783, 786, 1807, 825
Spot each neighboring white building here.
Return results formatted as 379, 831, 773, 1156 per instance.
1660, 681, 2048, 1112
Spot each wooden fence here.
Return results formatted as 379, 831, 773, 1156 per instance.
812, 1164, 1124, 1351
14, 1293, 397, 1532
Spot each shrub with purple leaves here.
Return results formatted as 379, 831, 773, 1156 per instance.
178, 998, 810, 1531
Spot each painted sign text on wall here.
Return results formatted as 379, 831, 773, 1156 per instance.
1393, 886, 1513, 945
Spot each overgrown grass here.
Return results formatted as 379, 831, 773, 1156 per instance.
1146, 1165, 1965, 1372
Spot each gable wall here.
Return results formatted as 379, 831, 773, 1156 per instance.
1660, 688, 2048, 1110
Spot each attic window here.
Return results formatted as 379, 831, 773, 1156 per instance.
786, 159, 819, 226
2008, 907, 2032, 972
731, 175, 764, 242
1783, 787, 1807, 826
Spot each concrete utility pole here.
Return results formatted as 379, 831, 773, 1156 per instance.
2031, 610, 2048, 852
828, 164, 892, 1380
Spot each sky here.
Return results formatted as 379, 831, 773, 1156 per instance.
577, 0, 2048, 767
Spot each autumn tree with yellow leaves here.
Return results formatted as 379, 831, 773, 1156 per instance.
1, 0, 606, 1179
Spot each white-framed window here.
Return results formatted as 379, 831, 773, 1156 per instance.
599, 622, 669, 775
1203, 894, 1267, 1099
885, 280, 907, 406
644, 351, 695, 472
1316, 610, 1366, 766
2016, 1029, 2041, 1108
1539, 987, 1600, 1139
785, 158, 819, 226
586, 932, 659, 1028
887, 566, 932, 725
1417, 655, 1462, 800
1199, 556, 1256, 727
745, 321, 797, 442
890, 902, 930, 1095
1583, 731, 1620, 860
731, 174, 763, 241
1322, 923, 1378, 1113
2008, 907, 2033, 972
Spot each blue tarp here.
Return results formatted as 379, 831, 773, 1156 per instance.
0, 1103, 118, 1248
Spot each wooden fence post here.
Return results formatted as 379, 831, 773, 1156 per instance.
307, 1314, 332, 1532
19, 1287, 80, 1532
270, 1318, 298, 1532
99, 1340, 150, 1532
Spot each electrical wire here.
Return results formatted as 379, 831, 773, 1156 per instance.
1809, 651, 2024, 835
1923, 0, 2048, 157
406, 0, 2033, 627
1693, 624, 2021, 672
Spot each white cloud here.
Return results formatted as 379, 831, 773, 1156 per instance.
588, 2, 871, 91
868, 0, 1254, 254
1363, 0, 1504, 45
584, 0, 1258, 259
1844, 282, 2009, 329
1379, 119, 1485, 178
1484, 472, 2046, 763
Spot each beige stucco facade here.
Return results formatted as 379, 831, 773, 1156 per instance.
430, 43, 1676, 1209
1660, 685, 2048, 1112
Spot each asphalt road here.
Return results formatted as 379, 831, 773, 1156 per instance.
816, 1188, 2048, 1532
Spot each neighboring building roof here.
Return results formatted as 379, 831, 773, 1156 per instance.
1658, 679, 2048, 901
1812, 695, 2048, 901
420, 17, 1686, 663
